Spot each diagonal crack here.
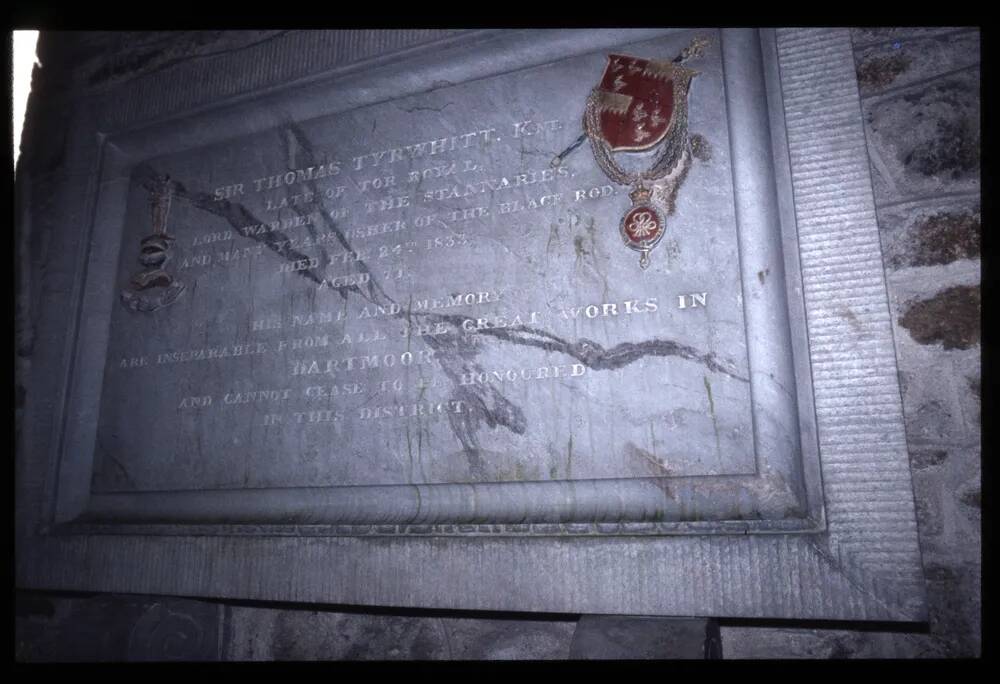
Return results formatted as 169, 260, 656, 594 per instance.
134, 123, 747, 453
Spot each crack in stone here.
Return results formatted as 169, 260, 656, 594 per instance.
398, 102, 455, 114
134, 123, 747, 456
448, 321, 747, 381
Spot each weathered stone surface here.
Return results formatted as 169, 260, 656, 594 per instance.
910, 444, 980, 559
903, 395, 961, 446
856, 51, 912, 92
864, 68, 979, 204
568, 616, 717, 659
908, 448, 948, 471
721, 625, 979, 659
910, 470, 945, 538
895, 358, 978, 449
923, 561, 981, 657
851, 27, 970, 48
719, 627, 905, 659
898, 285, 980, 350
223, 605, 575, 660
951, 352, 982, 431
746, 26, 982, 660
882, 261, 979, 451
967, 377, 979, 400
440, 617, 576, 659
958, 485, 980, 511
855, 30, 979, 97
954, 458, 982, 515
270, 610, 446, 660
37, 32, 465, 96
876, 196, 979, 270
13, 27, 949, 660
89, 31, 762, 497
15, 593, 221, 662
84, 32, 286, 88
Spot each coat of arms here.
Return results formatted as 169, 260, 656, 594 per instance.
564, 37, 707, 269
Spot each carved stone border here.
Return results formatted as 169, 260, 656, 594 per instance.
16, 29, 926, 620
770, 27, 926, 620
48, 28, 821, 536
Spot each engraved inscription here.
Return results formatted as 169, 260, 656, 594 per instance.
94, 31, 754, 493
678, 292, 708, 309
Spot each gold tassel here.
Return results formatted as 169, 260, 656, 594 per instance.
679, 36, 710, 63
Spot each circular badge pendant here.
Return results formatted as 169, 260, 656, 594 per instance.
620, 197, 665, 269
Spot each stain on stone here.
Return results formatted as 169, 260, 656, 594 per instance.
968, 376, 981, 425
959, 488, 981, 509
865, 70, 980, 202
625, 442, 673, 479
703, 376, 722, 459
896, 76, 980, 179
757, 267, 769, 285
913, 493, 942, 537
856, 53, 912, 90
496, 460, 539, 482
546, 222, 560, 254
924, 563, 980, 656
783, 505, 805, 519
889, 208, 980, 268
898, 285, 980, 349
409, 621, 443, 659
897, 369, 909, 396
924, 563, 959, 583
910, 449, 948, 470
840, 307, 864, 334
906, 399, 959, 444
827, 637, 856, 659
968, 376, 980, 399
903, 117, 980, 179
690, 134, 711, 162
659, 237, 680, 266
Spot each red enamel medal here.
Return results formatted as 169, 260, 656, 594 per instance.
620, 186, 665, 269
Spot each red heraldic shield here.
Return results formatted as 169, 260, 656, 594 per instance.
592, 54, 696, 153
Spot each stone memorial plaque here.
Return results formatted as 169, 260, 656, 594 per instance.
73, 28, 814, 530
19, 28, 927, 622
95, 31, 755, 493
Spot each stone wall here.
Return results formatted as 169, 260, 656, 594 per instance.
723, 26, 981, 658
15, 28, 980, 660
